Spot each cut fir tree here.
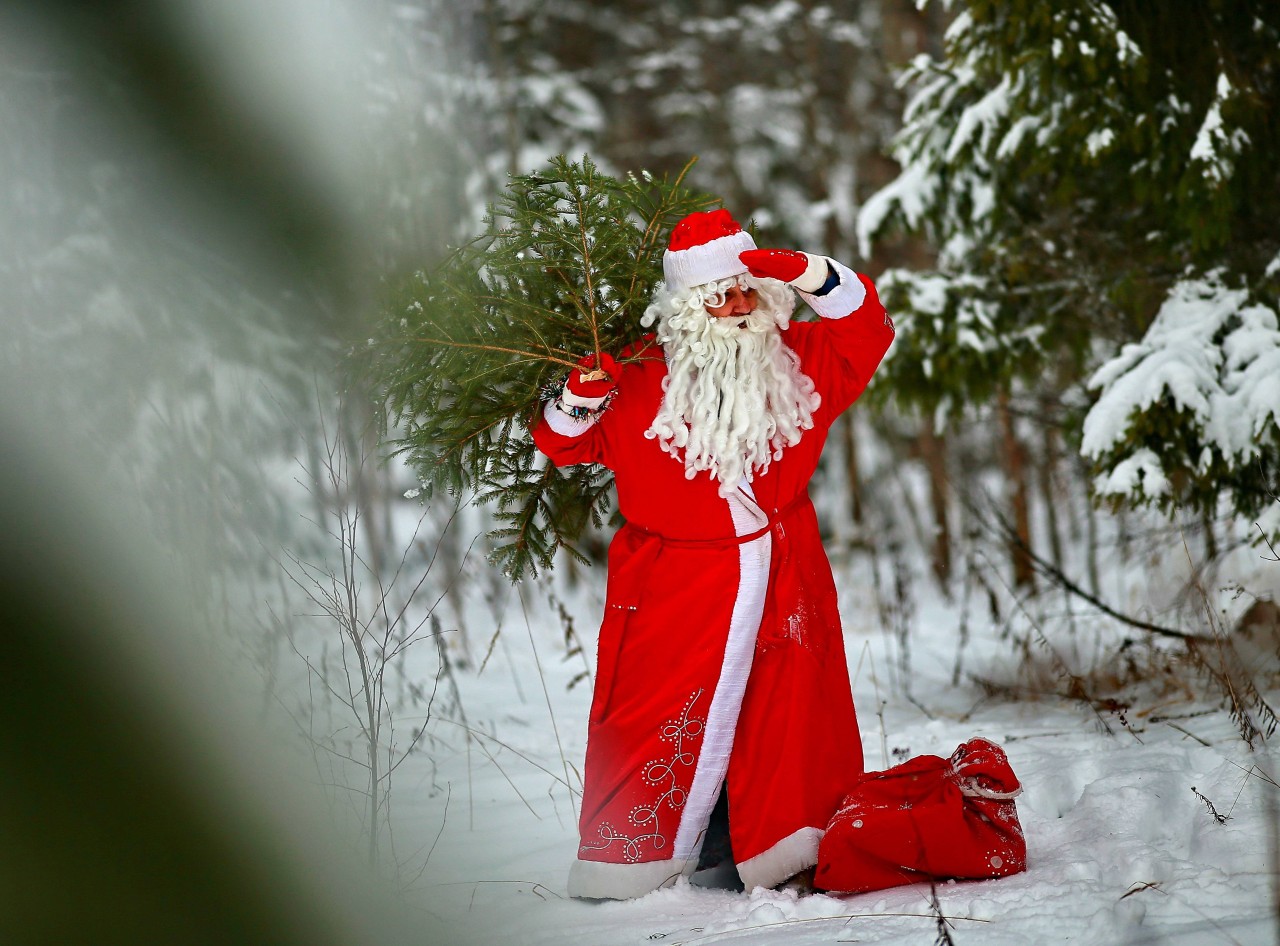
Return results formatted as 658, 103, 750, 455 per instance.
377, 154, 716, 581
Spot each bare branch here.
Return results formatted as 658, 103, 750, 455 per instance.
1257, 523, 1280, 562
972, 491, 1213, 643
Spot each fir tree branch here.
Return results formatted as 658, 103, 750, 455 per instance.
411, 336, 579, 371
569, 182, 603, 360
466, 291, 590, 352
416, 417, 506, 470
376, 154, 712, 582
628, 156, 703, 302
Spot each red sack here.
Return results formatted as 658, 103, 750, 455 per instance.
814, 738, 1026, 894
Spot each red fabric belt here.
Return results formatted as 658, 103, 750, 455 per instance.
627, 491, 810, 549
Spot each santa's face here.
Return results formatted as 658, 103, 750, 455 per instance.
704, 285, 758, 319
640, 274, 821, 496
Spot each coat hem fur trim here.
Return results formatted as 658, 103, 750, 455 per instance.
737, 826, 825, 891
567, 855, 697, 900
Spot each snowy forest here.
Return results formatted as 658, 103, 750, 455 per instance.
3, 1, 1279, 944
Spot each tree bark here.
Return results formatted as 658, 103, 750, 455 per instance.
841, 413, 864, 529
918, 414, 952, 590
998, 390, 1036, 591
1039, 416, 1065, 572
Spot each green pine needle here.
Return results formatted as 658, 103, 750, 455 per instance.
374, 154, 715, 581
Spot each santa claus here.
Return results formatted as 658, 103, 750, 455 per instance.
532, 208, 895, 899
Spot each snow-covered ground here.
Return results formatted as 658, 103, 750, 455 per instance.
388, 537, 1280, 946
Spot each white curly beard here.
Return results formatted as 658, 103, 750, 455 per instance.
640, 274, 821, 497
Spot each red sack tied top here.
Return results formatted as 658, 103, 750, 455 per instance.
814, 738, 1027, 895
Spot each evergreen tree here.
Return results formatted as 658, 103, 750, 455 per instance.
377, 155, 714, 580
472, 0, 930, 255
858, 0, 1280, 522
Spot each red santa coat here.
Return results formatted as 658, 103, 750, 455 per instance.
533, 264, 894, 898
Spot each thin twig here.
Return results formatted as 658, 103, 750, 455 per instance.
570, 175, 603, 359
664, 911, 990, 946
627, 155, 702, 300
1223, 756, 1280, 789
428, 716, 582, 795
929, 882, 957, 946
428, 879, 566, 901
1164, 721, 1212, 747
412, 334, 580, 369
974, 492, 1212, 643
518, 582, 579, 821
1191, 786, 1231, 824
1257, 523, 1280, 562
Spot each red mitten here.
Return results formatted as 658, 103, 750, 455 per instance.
740, 248, 830, 292
565, 352, 619, 401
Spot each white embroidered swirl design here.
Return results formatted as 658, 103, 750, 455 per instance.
581, 690, 706, 862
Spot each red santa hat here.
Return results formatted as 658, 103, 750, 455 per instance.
662, 209, 757, 293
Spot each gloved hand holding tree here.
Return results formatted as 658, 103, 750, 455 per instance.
560, 352, 620, 415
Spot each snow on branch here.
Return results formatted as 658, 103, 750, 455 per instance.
1190, 73, 1251, 186
1082, 271, 1280, 508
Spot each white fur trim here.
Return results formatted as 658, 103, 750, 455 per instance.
671, 482, 771, 861
792, 253, 830, 293
799, 259, 866, 320
736, 826, 825, 891
567, 855, 697, 900
663, 230, 757, 292
561, 386, 608, 410
541, 399, 601, 437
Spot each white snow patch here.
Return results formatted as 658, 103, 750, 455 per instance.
857, 162, 934, 259
1115, 30, 1142, 64
1085, 127, 1115, 158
